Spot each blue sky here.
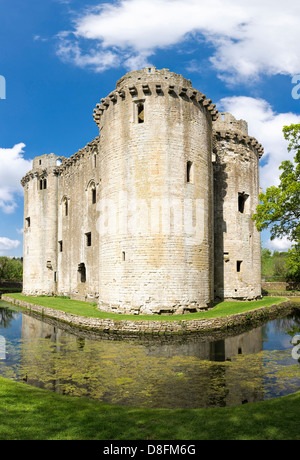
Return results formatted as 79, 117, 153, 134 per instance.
1, 0, 300, 258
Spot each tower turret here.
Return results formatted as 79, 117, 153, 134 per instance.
22, 153, 61, 296
93, 67, 218, 314
213, 112, 263, 300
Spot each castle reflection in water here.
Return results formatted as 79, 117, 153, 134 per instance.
19, 312, 265, 409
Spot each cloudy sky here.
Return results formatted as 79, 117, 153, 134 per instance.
0, 0, 300, 257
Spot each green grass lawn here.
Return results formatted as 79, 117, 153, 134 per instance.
5, 293, 288, 322
0, 376, 299, 440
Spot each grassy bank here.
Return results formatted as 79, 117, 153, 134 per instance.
4, 293, 288, 322
0, 376, 299, 440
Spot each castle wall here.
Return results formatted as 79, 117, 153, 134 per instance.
213, 113, 263, 300
56, 140, 101, 301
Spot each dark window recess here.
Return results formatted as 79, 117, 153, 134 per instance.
122, 251, 126, 261
58, 241, 63, 252
237, 260, 242, 272
92, 188, 96, 204
238, 193, 248, 213
65, 200, 68, 216
187, 161, 193, 183
54, 272, 57, 282
137, 103, 144, 123
40, 179, 47, 190
78, 263, 86, 283
25, 217, 31, 228
85, 232, 92, 247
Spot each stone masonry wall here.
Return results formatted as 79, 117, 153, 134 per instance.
21, 69, 263, 315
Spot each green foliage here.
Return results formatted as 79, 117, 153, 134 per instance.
261, 248, 289, 281
285, 244, 300, 282
0, 257, 23, 281
253, 124, 300, 282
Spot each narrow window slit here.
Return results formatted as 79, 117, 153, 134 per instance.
187, 161, 193, 183
85, 232, 92, 247
137, 102, 144, 123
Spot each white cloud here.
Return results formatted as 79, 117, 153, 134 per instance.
266, 236, 293, 252
56, 33, 120, 72
217, 96, 300, 190
0, 237, 21, 251
0, 143, 32, 214
56, 0, 300, 80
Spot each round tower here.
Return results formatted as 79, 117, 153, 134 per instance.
213, 112, 263, 301
22, 153, 60, 296
93, 67, 218, 314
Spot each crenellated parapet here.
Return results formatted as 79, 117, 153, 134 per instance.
54, 137, 100, 174
93, 67, 218, 126
213, 112, 264, 158
214, 129, 264, 158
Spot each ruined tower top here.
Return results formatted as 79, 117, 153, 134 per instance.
116, 67, 192, 90
213, 112, 264, 158
213, 112, 248, 135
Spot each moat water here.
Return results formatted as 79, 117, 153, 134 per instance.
0, 299, 299, 409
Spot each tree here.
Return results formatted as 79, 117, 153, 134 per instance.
253, 124, 300, 282
0, 257, 23, 281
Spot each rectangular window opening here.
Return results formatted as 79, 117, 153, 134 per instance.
58, 241, 63, 253
25, 217, 31, 228
137, 102, 144, 124
238, 193, 248, 213
122, 251, 126, 261
237, 260, 242, 272
85, 232, 92, 247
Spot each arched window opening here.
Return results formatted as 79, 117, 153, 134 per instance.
78, 263, 86, 283
65, 199, 68, 216
92, 188, 96, 204
39, 178, 47, 190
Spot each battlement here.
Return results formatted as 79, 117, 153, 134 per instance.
116, 67, 192, 89
214, 112, 248, 135
213, 112, 263, 158
93, 67, 218, 126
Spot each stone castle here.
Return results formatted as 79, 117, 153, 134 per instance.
21, 67, 263, 315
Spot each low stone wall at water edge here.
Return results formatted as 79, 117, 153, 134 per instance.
2, 295, 293, 335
